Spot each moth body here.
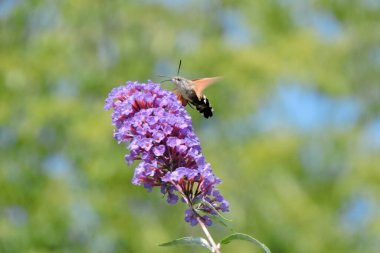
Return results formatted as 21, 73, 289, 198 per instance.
166, 60, 219, 118
171, 76, 214, 118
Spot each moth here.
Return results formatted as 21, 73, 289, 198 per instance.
161, 60, 220, 118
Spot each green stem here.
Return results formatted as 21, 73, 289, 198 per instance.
170, 181, 221, 253
196, 215, 221, 253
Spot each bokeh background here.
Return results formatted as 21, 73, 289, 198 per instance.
1, 0, 380, 252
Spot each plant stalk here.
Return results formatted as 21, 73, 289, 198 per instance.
171, 181, 221, 253
196, 216, 221, 253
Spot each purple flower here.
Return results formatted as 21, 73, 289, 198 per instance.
105, 81, 229, 226
184, 209, 199, 226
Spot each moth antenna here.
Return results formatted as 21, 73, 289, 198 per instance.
155, 74, 172, 83
157, 74, 170, 78
177, 59, 182, 75
159, 79, 172, 83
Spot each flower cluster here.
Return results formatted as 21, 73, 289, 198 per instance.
104, 81, 229, 226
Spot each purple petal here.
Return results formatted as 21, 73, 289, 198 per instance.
166, 137, 184, 147
153, 145, 165, 156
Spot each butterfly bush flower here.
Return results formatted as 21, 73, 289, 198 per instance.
104, 81, 229, 226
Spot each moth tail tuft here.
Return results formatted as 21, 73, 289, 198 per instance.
195, 95, 213, 118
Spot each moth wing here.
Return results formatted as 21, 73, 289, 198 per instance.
192, 77, 221, 99
173, 89, 188, 106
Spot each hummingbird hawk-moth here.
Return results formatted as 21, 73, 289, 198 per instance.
162, 60, 220, 118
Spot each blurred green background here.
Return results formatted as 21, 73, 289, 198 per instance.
1, 0, 380, 252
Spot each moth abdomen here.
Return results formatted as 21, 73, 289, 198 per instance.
192, 95, 213, 118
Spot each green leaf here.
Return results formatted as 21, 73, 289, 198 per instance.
209, 213, 230, 228
200, 199, 232, 222
220, 233, 271, 253
159, 236, 213, 252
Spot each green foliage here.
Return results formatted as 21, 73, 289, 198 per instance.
159, 233, 270, 253
220, 233, 271, 253
159, 236, 212, 252
1, 0, 379, 252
